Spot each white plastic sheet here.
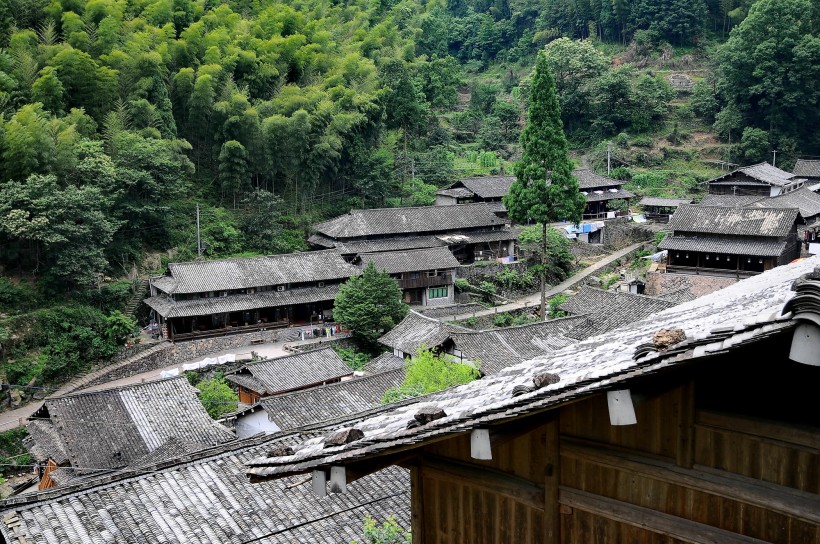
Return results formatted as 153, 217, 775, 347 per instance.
160, 368, 180, 379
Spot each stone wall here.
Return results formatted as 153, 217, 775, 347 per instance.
457, 261, 529, 283
645, 271, 738, 298
286, 336, 353, 353
603, 218, 655, 249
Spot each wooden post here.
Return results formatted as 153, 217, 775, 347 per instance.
607, 390, 637, 426
470, 429, 492, 460
410, 462, 425, 544
544, 413, 560, 544
311, 470, 327, 497
676, 381, 695, 468
329, 466, 347, 494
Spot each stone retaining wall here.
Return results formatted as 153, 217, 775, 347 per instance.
603, 217, 655, 249
457, 261, 528, 283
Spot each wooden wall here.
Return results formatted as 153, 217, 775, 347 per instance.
411, 342, 820, 544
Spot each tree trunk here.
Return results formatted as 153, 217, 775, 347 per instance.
541, 222, 547, 321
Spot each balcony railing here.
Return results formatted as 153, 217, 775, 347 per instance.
172, 320, 290, 342
398, 275, 451, 289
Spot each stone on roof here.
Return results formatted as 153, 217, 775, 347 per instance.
708, 162, 798, 187
698, 194, 766, 207
639, 197, 693, 207
456, 176, 516, 199
747, 187, 820, 219
362, 353, 407, 374
35, 377, 235, 472
145, 284, 341, 319
793, 159, 820, 178
358, 246, 460, 274
313, 203, 506, 239
157, 250, 359, 295
450, 315, 588, 374
258, 369, 406, 429
667, 204, 799, 237
0, 431, 410, 544
244, 257, 819, 480
225, 348, 352, 396
573, 168, 624, 190
659, 235, 787, 257
378, 310, 469, 354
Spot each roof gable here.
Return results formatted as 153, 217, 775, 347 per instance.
794, 159, 820, 178
708, 162, 798, 187
226, 348, 352, 395
455, 176, 516, 199
573, 168, 624, 190
378, 310, 469, 354
667, 204, 800, 237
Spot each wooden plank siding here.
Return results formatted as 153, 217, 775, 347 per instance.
412, 363, 820, 543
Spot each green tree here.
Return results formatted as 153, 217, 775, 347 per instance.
197, 376, 239, 419
334, 262, 408, 352
503, 51, 585, 321
238, 189, 287, 253
518, 225, 574, 284
351, 516, 411, 544
382, 348, 480, 402
218, 140, 249, 207
31, 67, 65, 115
739, 127, 769, 163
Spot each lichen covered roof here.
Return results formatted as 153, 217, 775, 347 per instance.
667, 204, 799, 237
358, 246, 460, 274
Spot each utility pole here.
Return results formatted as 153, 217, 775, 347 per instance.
196, 203, 202, 257
607, 142, 612, 175
772, 150, 777, 168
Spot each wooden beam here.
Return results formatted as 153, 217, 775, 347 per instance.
410, 463, 425, 544
696, 410, 820, 450
559, 487, 770, 544
329, 466, 346, 494
607, 389, 637, 425
311, 470, 326, 497
676, 380, 695, 468
470, 429, 492, 460
543, 414, 560, 544
423, 454, 545, 511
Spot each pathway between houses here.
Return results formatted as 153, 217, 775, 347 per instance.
442, 241, 648, 323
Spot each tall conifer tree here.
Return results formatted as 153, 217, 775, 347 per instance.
504, 50, 585, 321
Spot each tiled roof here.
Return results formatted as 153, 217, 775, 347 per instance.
362, 353, 406, 374
244, 257, 819, 480
358, 247, 460, 274
667, 204, 799, 237
582, 188, 635, 202
435, 229, 518, 244
378, 310, 469, 354
313, 203, 506, 239
158, 250, 359, 295
655, 288, 698, 304
485, 200, 507, 214
0, 431, 410, 544
573, 168, 624, 190
560, 287, 680, 340
793, 159, 820, 178
314, 235, 446, 255
698, 194, 765, 207
659, 235, 787, 257
225, 348, 352, 396
747, 187, 820, 219
708, 162, 798, 187
450, 315, 588, 374
258, 369, 406, 429
435, 187, 474, 198
639, 197, 693, 207
457, 176, 516, 199
144, 284, 341, 318
34, 377, 235, 472
22, 420, 68, 465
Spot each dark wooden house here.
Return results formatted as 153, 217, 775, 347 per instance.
246, 259, 820, 544
435, 176, 515, 217
378, 310, 469, 359
639, 196, 693, 220
309, 203, 517, 264
575, 168, 634, 220
356, 246, 460, 306
793, 159, 820, 185
145, 250, 359, 341
706, 162, 805, 196
660, 204, 802, 276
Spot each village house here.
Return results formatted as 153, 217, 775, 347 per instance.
434, 175, 515, 217
2, 430, 410, 543
638, 196, 692, 221
224, 348, 352, 405
377, 310, 470, 359
231, 368, 406, 438
793, 158, 820, 186
705, 162, 805, 196
145, 250, 359, 341
575, 168, 634, 220
24, 377, 235, 490
355, 246, 460, 306
659, 204, 803, 277
245, 258, 820, 544
308, 203, 517, 264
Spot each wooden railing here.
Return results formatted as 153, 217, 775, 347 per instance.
172, 320, 290, 342
666, 265, 761, 278
398, 275, 451, 289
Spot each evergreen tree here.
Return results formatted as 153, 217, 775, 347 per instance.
503, 51, 585, 321
334, 262, 408, 352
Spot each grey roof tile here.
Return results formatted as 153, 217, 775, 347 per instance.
244, 257, 818, 479
583, 188, 635, 202
667, 204, 799, 237
378, 310, 469, 354
747, 187, 820, 219
659, 235, 787, 257
225, 348, 352, 395
698, 194, 766, 207
435, 187, 474, 198
793, 159, 820, 178
456, 176, 516, 199
330, 236, 446, 255
23, 421, 68, 465
362, 353, 406, 374
313, 203, 506, 239
358, 246, 460, 274
573, 168, 624, 190
639, 197, 693, 207
708, 162, 800, 187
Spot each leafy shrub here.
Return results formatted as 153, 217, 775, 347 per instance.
382, 349, 480, 403
197, 376, 239, 419
334, 345, 371, 371
351, 516, 411, 544
0, 278, 41, 314
548, 294, 568, 319
478, 281, 497, 303
493, 313, 513, 327
631, 136, 653, 148
454, 278, 471, 292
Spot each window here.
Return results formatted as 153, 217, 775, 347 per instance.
428, 287, 448, 299
427, 270, 438, 277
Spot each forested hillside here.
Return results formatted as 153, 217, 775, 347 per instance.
0, 0, 817, 386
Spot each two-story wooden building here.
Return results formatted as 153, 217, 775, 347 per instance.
575, 168, 634, 220
435, 176, 515, 217
145, 250, 359, 341
659, 204, 802, 276
246, 258, 820, 544
706, 162, 805, 196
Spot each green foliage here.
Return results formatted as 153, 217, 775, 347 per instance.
548, 294, 568, 319
739, 127, 769, 163
0, 427, 31, 477
333, 345, 372, 371
382, 348, 479, 403
655, 231, 668, 247
478, 280, 497, 304
518, 225, 574, 284
454, 278, 471, 292
351, 515, 411, 544
334, 263, 408, 352
197, 376, 238, 419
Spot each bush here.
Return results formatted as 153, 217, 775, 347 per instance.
382, 348, 480, 403
493, 313, 513, 327
548, 294, 568, 319
351, 516, 411, 544
454, 278, 471, 292
334, 345, 371, 371
197, 376, 238, 419
478, 281, 497, 304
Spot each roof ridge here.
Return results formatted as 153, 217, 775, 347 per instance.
451, 313, 589, 336
46, 375, 193, 401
